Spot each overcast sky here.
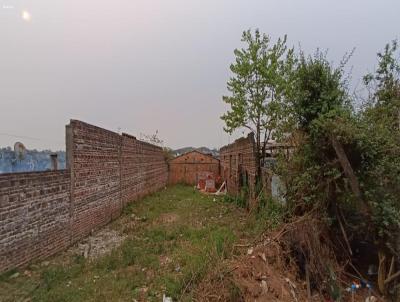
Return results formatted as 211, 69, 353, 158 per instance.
0, 0, 399, 150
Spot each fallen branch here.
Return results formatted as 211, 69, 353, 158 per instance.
387, 256, 395, 279
305, 262, 311, 301
331, 136, 371, 216
384, 270, 400, 285
336, 206, 352, 256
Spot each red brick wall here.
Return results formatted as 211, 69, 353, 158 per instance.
0, 120, 168, 273
219, 134, 257, 200
0, 170, 70, 272
168, 151, 220, 185
68, 120, 168, 242
121, 133, 168, 206
68, 120, 123, 242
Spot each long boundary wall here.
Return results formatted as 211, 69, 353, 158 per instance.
0, 120, 168, 272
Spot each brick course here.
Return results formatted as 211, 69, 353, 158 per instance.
0, 120, 168, 272
0, 170, 70, 272
121, 133, 168, 206
69, 120, 123, 242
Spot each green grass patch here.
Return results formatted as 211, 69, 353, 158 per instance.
0, 185, 278, 302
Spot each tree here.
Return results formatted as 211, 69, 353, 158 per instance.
364, 39, 400, 131
277, 45, 400, 297
360, 42, 400, 291
221, 29, 294, 175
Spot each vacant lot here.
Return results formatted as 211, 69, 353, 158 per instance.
0, 185, 269, 302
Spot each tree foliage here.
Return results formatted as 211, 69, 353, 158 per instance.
223, 30, 400, 297
277, 42, 400, 297
221, 29, 294, 172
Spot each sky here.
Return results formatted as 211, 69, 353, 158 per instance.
0, 0, 399, 151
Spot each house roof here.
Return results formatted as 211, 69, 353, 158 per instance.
169, 150, 219, 163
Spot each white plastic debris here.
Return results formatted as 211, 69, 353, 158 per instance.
163, 294, 173, 302
260, 280, 268, 294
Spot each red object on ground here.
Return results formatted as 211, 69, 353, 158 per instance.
197, 172, 216, 192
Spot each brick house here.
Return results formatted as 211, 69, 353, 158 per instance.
168, 151, 220, 186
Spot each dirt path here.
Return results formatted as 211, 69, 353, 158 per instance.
0, 185, 266, 302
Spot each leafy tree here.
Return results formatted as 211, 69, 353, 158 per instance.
364, 40, 400, 105
277, 50, 354, 212
360, 41, 400, 258
277, 44, 400, 297
221, 29, 294, 174
364, 39, 400, 131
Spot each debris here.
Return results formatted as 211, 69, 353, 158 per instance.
368, 264, 378, 276
23, 270, 32, 277
159, 255, 172, 266
260, 280, 268, 294
41, 261, 50, 267
69, 228, 126, 260
196, 172, 217, 193
83, 243, 90, 259
365, 296, 377, 302
247, 247, 254, 255
9, 272, 19, 279
258, 252, 266, 262
163, 294, 173, 302
285, 277, 297, 289
140, 287, 148, 294
214, 181, 227, 196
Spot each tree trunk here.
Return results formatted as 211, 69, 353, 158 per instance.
330, 136, 371, 216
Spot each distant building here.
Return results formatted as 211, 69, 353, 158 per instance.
168, 150, 220, 186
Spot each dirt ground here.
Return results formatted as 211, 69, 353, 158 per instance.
195, 239, 383, 302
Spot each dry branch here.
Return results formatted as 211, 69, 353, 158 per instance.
331, 136, 371, 216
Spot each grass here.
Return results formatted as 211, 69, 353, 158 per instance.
0, 185, 274, 302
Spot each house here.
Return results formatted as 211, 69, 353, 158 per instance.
168, 151, 220, 186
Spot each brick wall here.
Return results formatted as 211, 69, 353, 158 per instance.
0, 171, 70, 272
0, 120, 168, 272
68, 120, 123, 242
121, 133, 168, 206
168, 151, 220, 185
219, 134, 257, 202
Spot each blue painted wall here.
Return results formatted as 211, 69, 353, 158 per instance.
0, 148, 66, 173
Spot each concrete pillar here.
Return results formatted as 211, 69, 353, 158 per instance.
50, 153, 58, 171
